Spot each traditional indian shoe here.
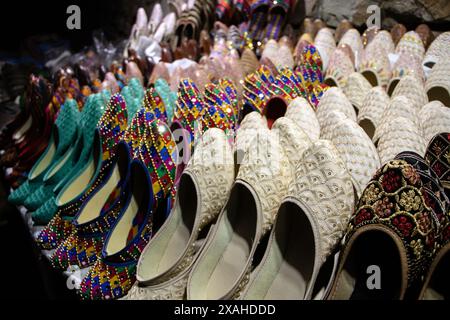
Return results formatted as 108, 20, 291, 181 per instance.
8, 96, 80, 205
327, 116, 380, 197
186, 128, 292, 300
419, 102, 450, 143
240, 48, 260, 75
172, 78, 205, 152
314, 28, 335, 71
324, 46, 354, 88
31, 94, 128, 225
342, 72, 372, 112
29, 93, 108, 223
425, 58, 450, 107
377, 117, 426, 165
284, 97, 320, 141
373, 95, 422, 145
359, 44, 392, 89
328, 159, 445, 300
50, 140, 133, 268
338, 29, 363, 67
391, 74, 428, 111
316, 87, 357, 127
395, 31, 425, 63
125, 128, 234, 300
247, 0, 270, 42
387, 53, 424, 96
357, 86, 390, 140
264, 0, 290, 40
35, 94, 137, 251
425, 132, 450, 196
203, 82, 238, 133
78, 120, 178, 300
22, 99, 81, 211
242, 67, 273, 117
242, 139, 354, 300
423, 32, 450, 69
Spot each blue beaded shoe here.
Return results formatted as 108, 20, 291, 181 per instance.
31, 94, 128, 225
78, 119, 178, 300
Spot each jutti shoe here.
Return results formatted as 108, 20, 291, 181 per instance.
423, 32, 450, 69
78, 160, 155, 300
328, 159, 445, 300
419, 102, 450, 143
242, 140, 354, 300
264, 0, 290, 40
324, 46, 354, 88
338, 29, 363, 66
359, 45, 392, 89
395, 31, 425, 62
187, 129, 292, 300
391, 74, 428, 112
285, 97, 320, 141
203, 82, 238, 133
50, 141, 132, 269
125, 128, 234, 300
314, 28, 335, 71
387, 53, 424, 96
33, 94, 128, 226
357, 86, 390, 139
8, 97, 80, 205
373, 96, 422, 145
316, 87, 357, 126
377, 117, 426, 164
425, 132, 450, 195
327, 116, 380, 196
343, 72, 372, 112
242, 66, 274, 116
172, 78, 205, 151
425, 58, 450, 107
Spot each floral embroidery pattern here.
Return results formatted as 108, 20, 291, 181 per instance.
373, 197, 394, 218
398, 190, 422, 211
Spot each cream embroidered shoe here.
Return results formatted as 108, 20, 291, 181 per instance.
425, 58, 450, 107
391, 74, 428, 111
395, 31, 425, 62
284, 97, 320, 142
377, 117, 426, 164
325, 46, 355, 88
316, 87, 357, 126
327, 116, 380, 196
124, 128, 234, 300
423, 32, 450, 69
343, 72, 372, 112
271, 117, 312, 169
320, 110, 348, 141
242, 139, 354, 300
314, 28, 336, 71
373, 95, 422, 145
357, 86, 390, 139
186, 129, 292, 300
387, 53, 424, 96
419, 101, 450, 143
338, 29, 363, 67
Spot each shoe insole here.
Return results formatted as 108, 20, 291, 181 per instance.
46, 146, 74, 179
332, 230, 403, 300
57, 156, 96, 205
359, 119, 376, 139
265, 97, 287, 129
106, 164, 147, 256
206, 184, 256, 300
76, 163, 122, 224
361, 70, 378, 87
12, 116, 32, 140
263, 202, 314, 300
423, 250, 450, 300
427, 87, 450, 108
153, 174, 197, 275
29, 139, 56, 180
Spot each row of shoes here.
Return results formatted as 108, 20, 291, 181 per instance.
2, 4, 450, 300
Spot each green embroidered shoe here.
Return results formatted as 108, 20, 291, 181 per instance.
10, 98, 80, 206
32, 93, 129, 225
